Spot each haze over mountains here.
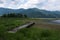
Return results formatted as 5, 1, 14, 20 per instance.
0, 8, 60, 18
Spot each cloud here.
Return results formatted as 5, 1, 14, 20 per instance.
18, 0, 46, 9
0, 0, 60, 11
0, 1, 3, 3
37, 0, 60, 11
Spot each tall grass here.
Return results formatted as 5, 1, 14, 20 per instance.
0, 18, 60, 40
1, 28, 59, 40
0, 18, 27, 40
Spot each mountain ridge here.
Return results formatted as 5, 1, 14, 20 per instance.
0, 8, 60, 18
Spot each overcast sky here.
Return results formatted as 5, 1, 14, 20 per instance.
0, 0, 60, 11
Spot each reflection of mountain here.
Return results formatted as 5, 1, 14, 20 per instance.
0, 8, 60, 18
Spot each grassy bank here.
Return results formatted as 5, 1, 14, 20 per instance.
1, 27, 60, 40
0, 18, 60, 40
0, 18, 28, 40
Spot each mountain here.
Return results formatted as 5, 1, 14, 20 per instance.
0, 8, 60, 18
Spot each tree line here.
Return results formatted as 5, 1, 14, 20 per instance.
1, 13, 27, 18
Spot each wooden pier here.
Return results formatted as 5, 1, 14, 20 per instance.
8, 22, 35, 33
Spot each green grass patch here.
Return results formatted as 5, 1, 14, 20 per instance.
0, 18, 60, 40
1, 27, 60, 40
0, 18, 28, 40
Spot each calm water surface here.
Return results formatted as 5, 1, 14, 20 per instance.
49, 20, 60, 24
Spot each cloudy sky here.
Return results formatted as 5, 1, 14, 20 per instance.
0, 0, 60, 11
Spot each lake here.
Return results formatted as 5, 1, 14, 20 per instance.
49, 20, 60, 24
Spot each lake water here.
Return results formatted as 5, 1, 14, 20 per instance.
49, 20, 60, 24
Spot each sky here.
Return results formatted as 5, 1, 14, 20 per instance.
0, 0, 60, 11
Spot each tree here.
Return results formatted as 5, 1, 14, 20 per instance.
16, 13, 23, 18
23, 14, 27, 18
1, 13, 27, 18
2, 14, 7, 17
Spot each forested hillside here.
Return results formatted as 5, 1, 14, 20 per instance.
0, 8, 60, 18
